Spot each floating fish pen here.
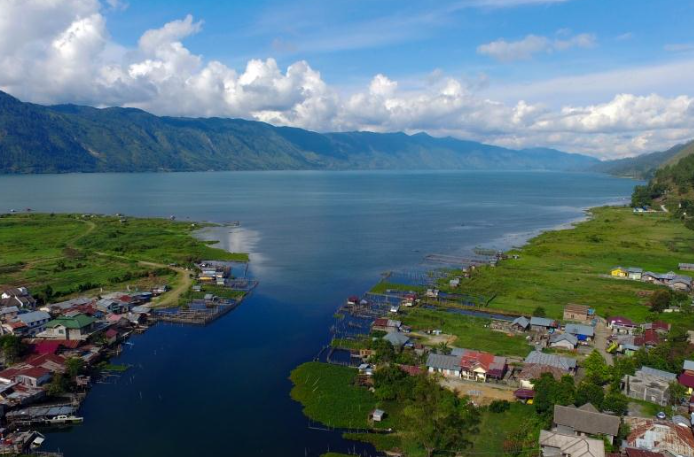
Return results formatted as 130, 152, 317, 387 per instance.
154, 299, 241, 325
424, 253, 496, 267
382, 268, 448, 287
224, 278, 259, 291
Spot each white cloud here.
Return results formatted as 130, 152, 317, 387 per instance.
477, 32, 596, 62
0, 0, 692, 160
664, 43, 694, 53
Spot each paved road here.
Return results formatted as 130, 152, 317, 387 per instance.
594, 318, 614, 366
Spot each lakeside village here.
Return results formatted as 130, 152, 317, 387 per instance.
0, 261, 255, 455
317, 250, 694, 457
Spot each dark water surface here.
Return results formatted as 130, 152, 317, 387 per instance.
0, 171, 637, 456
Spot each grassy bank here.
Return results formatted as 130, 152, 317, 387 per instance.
401, 308, 531, 357
289, 362, 377, 429
0, 213, 246, 299
436, 207, 694, 322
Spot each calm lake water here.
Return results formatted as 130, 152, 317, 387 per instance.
0, 170, 637, 456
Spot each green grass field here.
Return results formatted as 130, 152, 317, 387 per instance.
290, 362, 377, 429
0, 213, 246, 299
400, 308, 532, 357
435, 207, 694, 322
463, 403, 540, 456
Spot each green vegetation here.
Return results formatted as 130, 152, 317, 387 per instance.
433, 207, 694, 322
463, 403, 540, 457
0, 213, 245, 300
400, 308, 531, 357
0, 90, 598, 174
100, 363, 130, 372
289, 362, 377, 429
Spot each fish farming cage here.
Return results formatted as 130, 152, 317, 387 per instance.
224, 279, 259, 291
332, 295, 393, 341
423, 253, 497, 268
383, 268, 449, 287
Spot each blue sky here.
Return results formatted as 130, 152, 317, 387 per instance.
104, 0, 694, 98
1, 0, 694, 157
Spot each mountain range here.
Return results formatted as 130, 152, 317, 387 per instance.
0, 91, 599, 174
592, 140, 694, 180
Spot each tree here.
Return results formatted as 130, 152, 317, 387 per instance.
0, 334, 27, 364
373, 365, 412, 402
65, 357, 84, 380
435, 342, 452, 355
583, 350, 610, 385
602, 392, 629, 415
369, 338, 395, 364
401, 376, 479, 457
668, 381, 687, 406
489, 400, 510, 413
47, 373, 69, 396
575, 381, 605, 409
649, 289, 672, 313
532, 307, 546, 318
533, 373, 575, 419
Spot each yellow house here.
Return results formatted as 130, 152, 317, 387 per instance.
610, 266, 627, 278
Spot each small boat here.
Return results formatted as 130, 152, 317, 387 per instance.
31, 433, 46, 448
45, 415, 84, 425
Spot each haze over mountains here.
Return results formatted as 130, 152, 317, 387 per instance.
0, 91, 600, 174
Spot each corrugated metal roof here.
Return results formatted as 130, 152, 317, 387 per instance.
426, 353, 460, 371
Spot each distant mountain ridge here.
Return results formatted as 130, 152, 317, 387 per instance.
0, 90, 599, 174
592, 140, 694, 179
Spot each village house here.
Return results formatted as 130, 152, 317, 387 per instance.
530, 317, 559, 333
0, 306, 19, 322
679, 360, 694, 395
642, 271, 693, 292
96, 298, 130, 315
610, 334, 643, 356
8, 311, 52, 336
511, 316, 530, 332
642, 321, 670, 335
383, 332, 410, 350
40, 297, 94, 316
607, 316, 639, 335
458, 349, 507, 382
564, 324, 595, 342
0, 287, 36, 309
39, 313, 98, 341
518, 364, 565, 389
372, 318, 401, 333
671, 276, 693, 292
611, 266, 628, 278
525, 351, 577, 373
622, 367, 677, 406
426, 353, 461, 377
628, 267, 644, 281
625, 417, 694, 457
680, 263, 694, 272
539, 430, 605, 457
553, 403, 620, 444
549, 332, 578, 350
563, 304, 592, 323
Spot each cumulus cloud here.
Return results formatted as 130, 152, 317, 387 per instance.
0, 0, 692, 159
477, 32, 596, 62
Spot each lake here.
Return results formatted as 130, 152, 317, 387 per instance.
0, 170, 637, 456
